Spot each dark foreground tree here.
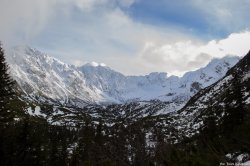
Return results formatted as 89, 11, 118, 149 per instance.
0, 42, 16, 166
0, 43, 15, 124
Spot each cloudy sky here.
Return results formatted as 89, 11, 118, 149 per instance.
0, 0, 250, 76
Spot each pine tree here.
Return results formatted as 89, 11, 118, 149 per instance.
0, 43, 15, 124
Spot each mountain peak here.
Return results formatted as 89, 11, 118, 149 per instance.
84, 61, 107, 67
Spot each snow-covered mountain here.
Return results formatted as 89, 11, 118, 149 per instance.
6, 46, 240, 111
153, 49, 250, 142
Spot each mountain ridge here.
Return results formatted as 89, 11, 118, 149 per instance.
6, 45, 240, 113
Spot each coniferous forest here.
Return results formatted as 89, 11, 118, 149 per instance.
1, 43, 250, 166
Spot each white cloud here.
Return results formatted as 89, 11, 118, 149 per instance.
43, 7, 200, 76
0, 0, 136, 45
137, 30, 250, 76
1, 0, 249, 77
0, 0, 57, 44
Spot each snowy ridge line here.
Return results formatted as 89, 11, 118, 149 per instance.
6, 45, 240, 112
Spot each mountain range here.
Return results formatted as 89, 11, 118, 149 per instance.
6, 46, 240, 113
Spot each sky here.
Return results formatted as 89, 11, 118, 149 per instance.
0, 0, 250, 76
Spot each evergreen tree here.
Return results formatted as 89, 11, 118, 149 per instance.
0, 43, 15, 124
